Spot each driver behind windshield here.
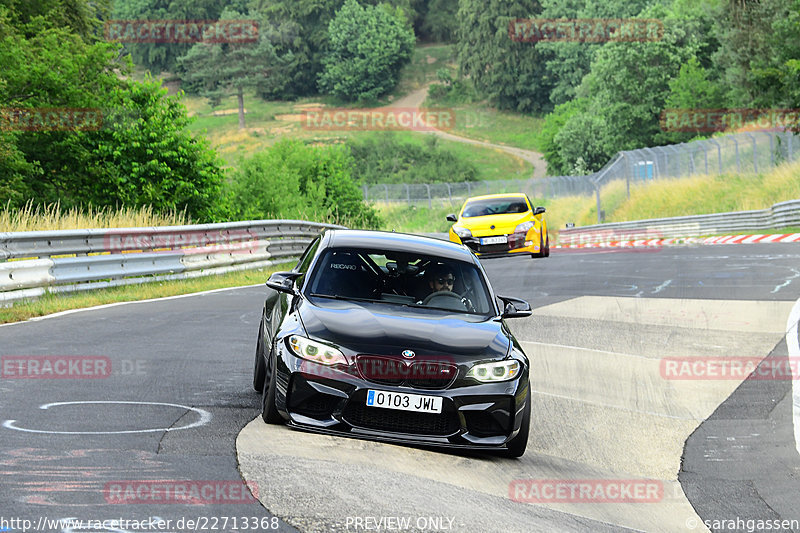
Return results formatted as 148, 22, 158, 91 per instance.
426, 263, 456, 296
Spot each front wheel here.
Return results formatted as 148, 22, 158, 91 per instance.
253, 324, 266, 392
532, 232, 546, 258
261, 340, 282, 424
543, 233, 550, 257
501, 392, 530, 458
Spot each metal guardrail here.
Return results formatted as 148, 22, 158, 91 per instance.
0, 220, 342, 304
557, 199, 800, 243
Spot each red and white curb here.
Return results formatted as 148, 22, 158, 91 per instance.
554, 233, 800, 249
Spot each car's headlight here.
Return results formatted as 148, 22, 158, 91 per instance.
467, 360, 521, 382
514, 221, 534, 234
453, 226, 472, 239
288, 335, 346, 365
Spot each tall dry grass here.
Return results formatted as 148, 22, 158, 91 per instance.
545, 159, 800, 236
1, 201, 190, 232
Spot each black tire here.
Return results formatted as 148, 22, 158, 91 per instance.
543, 233, 550, 257
253, 324, 266, 392
532, 232, 546, 258
261, 340, 283, 424
502, 392, 530, 458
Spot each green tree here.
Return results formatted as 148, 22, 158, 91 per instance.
553, 4, 700, 172
419, 0, 458, 42
317, 0, 415, 101
456, 0, 553, 113
0, 21, 226, 220
110, 0, 227, 74
0, 0, 111, 40
178, 8, 283, 129
227, 139, 381, 228
537, 98, 588, 175
538, 0, 652, 106
347, 133, 477, 184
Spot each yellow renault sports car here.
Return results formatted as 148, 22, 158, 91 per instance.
446, 193, 549, 258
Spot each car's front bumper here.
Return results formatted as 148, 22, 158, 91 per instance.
273, 343, 530, 450
459, 234, 540, 257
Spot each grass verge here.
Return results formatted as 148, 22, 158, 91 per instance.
0, 267, 280, 324
376, 159, 800, 237
1, 201, 190, 232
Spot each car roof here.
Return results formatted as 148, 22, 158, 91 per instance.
464, 193, 528, 202
323, 229, 476, 262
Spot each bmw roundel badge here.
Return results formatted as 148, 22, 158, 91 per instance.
401, 350, 416, 359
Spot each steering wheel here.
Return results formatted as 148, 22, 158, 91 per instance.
421, 291, 468, 311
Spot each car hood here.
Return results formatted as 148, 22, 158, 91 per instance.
458, 213, 532, 235
298, 299, 510, 360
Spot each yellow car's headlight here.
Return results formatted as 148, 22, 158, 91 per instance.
453, 226, 472, 239
514, 221, 534, 234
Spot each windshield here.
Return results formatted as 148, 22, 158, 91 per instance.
461, 197, 530, 218
306, 248, 494, 316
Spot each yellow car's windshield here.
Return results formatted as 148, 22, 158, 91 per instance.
462, 197, 529, 218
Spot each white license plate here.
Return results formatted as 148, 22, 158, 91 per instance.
480, 236, 507, 245
366, 390, 442, 414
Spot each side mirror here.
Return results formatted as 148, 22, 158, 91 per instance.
497, 295, 532, 319
266, 271, 302, 294
533, 207, 546, 215
446, 214, 458, 222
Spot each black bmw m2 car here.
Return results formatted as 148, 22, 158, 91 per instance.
252, 229, 533, 457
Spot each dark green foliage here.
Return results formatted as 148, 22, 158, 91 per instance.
177, 8, 285, 129
456, 0, 553, 113
227, 139, 382, 228
536, 98, 588, 176
419, 0, 458, 42
110, 0, 225, 74
0, 19, 226, 220
317, 0, 415, 101
538, 0, 653, 105
347, 133, 478, 184
0, 0, 111, 40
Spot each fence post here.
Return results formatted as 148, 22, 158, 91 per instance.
732, 137, 741, 173
405, 184, 410, 204
745, 132, 757, 173
362, 184, 368, 201
446, 183, 452, 203
466, 181, 472, 195
425, 184, 431, 208
595, 183, 602, 224
708, 139, 722, 174
623, 152, 630, 198
384, 184, 389, 203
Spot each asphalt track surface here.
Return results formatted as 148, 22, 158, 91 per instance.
1, 243, 799, 532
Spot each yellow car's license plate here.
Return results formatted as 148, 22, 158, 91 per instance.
480, 236, 508, 245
